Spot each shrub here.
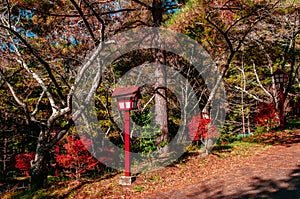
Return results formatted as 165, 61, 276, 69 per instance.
134, 124, 163, 157
217, 133, 238, 145
15, 153, 35, 176
254, 103, 279, 131
55, 135, 98, 180
188, 114, 218, 140
188, 114, 219, 153
188, 116, 211, 142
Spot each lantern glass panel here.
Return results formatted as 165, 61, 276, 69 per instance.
119, 102, 125, 109
125, 101, 131, 109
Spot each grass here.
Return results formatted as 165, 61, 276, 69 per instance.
133, 186, 144, 192
0, 186, 18, 199
289, 118, 300, 124
10, 188, 48, 199
147, 175, 161, 182
211, 140, 266, 158
287, 119, 300, 129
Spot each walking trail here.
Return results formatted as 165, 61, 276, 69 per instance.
141, 133, 300, 199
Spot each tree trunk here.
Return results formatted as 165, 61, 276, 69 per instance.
30, 155, 49, 189
30, 129, 49, 189
151, 0, 169, 153
3, 137, 7, 176
154, 50, 169, 152
151, 0, 163, 27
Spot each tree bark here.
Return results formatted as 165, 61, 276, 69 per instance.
151, 0, 163, 27
3, 137, 7, 176
154, 50, 169, 152
150, 0, 169, 152
30, 128, 49, 189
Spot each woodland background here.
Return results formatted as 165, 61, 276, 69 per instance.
0, 0, 299, 192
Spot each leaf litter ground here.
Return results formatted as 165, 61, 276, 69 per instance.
6, 129, 300, 199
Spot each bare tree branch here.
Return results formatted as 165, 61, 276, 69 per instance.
0, 24, 65, 104
70, 0, 99, 45
234, 86, 264, 103
252, 61, 273, 99
31, 91, 45, 116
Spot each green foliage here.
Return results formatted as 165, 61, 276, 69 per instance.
133, 124, 162, 157
131, 109, 152, 126
254, 126, 267, 135
217, 133, 238, 145
163, 0, 201, 27
185, 143, 201, 152
288, 118, 300, 125
133, 186, 144, 192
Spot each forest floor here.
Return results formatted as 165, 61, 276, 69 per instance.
2, 129, 300, 199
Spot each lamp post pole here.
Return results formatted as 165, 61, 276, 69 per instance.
124, 110, 131, 177
279, 82, 285, 130
273, 69, 288, 130
112, 86, 140, 185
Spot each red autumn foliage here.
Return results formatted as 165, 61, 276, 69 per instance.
55, 135, 99, 179
254, 103, 279, 128
188, 114, 218, 142
15, 152, 35, 176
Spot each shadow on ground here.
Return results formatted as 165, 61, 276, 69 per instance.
148, 165, 300, 199
198, 165, 299, 199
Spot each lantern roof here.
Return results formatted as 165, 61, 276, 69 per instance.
273, 68, 288, 75
112, 86, 141, 99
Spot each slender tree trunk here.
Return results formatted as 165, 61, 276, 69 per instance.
241, 83, 246, 135
241, 101, 246, 134
247, 109, 251, 134
3, 137, 7, 176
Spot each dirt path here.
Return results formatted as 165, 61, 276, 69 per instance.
143, 141, 300, 199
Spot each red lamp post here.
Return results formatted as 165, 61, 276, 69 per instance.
273, 69, 288, 130
112, 86, 140, 185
